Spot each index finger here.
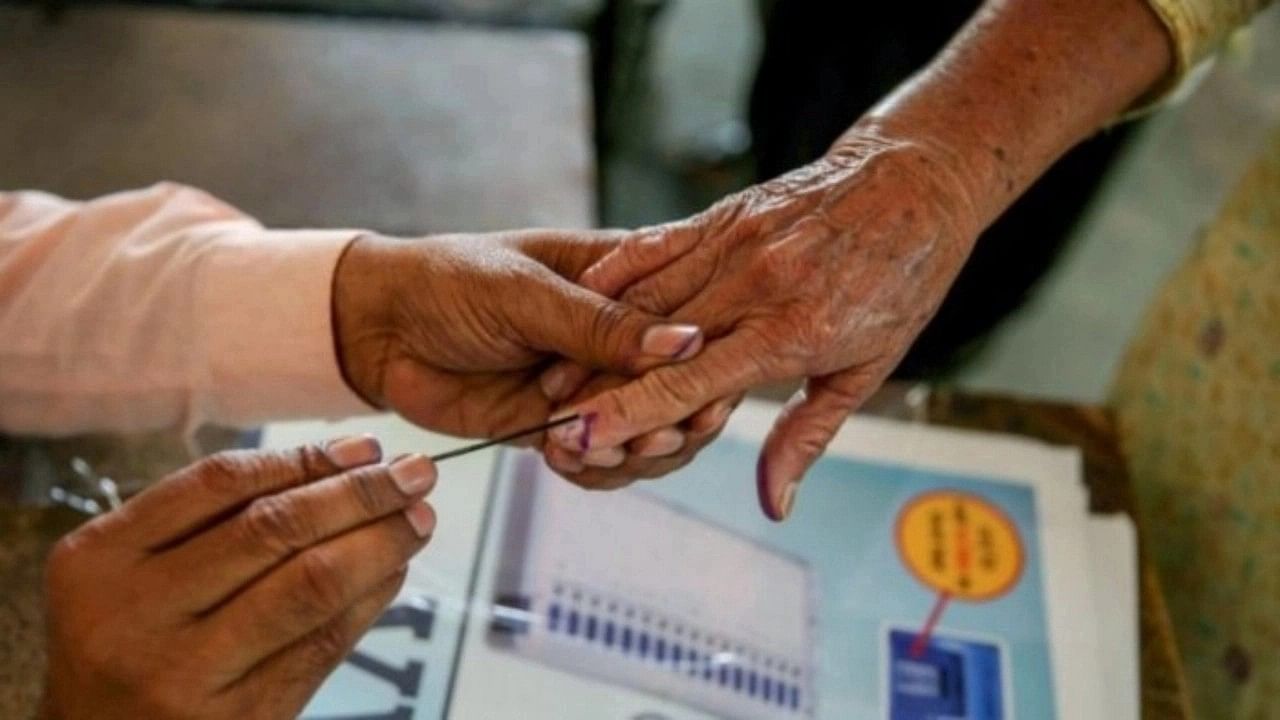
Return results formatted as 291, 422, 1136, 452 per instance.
505, 228, 628, 280
107, 438, 381, 550
152, 455, 435, 615
546, 333, 785, 452
578, 220, 703, 297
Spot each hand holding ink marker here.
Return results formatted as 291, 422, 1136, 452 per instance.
430, 414, 582, 463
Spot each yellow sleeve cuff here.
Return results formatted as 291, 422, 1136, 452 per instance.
1127, 0, 1272, 117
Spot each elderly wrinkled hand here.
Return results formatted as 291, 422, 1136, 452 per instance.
539, 126, 981, 516
536, 0, 1178, 519
332, 229, 708, 447
39, 438, 435, 719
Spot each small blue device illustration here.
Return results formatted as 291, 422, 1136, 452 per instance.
885, 628, 1008, 720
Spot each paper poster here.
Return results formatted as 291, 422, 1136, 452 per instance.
265, 399, 1102, 720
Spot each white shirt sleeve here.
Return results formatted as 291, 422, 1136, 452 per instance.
0, 182, 371, 436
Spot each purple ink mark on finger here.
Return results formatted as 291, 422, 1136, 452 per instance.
757, 454, 782, 522
672, 331, 702, 360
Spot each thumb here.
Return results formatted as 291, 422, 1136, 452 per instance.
758, 369, 876, 522
518, 274, 704, 374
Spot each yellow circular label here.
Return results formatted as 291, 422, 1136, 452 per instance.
895, 490, 1024, 602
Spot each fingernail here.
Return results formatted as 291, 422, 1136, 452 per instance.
549, 412, 596, 452
324, 435, 381, 468
642, 324, 703, 360
540, 365, 567, 400
404, 501, 435, 538
583, 446, 626, 468
777, 482, 798, 520
710, 400, 734, 426
694, 400, 733, 435
389, 454, 436, 495
637, 428, 685, 458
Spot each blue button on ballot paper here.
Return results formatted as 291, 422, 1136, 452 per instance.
887, 628, 1006, 720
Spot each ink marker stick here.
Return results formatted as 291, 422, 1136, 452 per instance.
430, 414, 581, 463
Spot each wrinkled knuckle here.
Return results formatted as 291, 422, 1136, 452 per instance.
797, 429, 833, 458
749, 247, 797, 294
736, 323, 796, 376
800, 315, 841, 352
621, 281, 668, 315
619, 236, 656, 270
703, 193, 747, 230
192, 450, 253, 496
578, 263, 608, 292
382, 565, 410, 594
822, 379, 865, 412
297, 444, 334, 481
650, 370, 704, 410
242, 494, 313, 554
305, 620, 354, 672
586, 302, 634, 364
293, 551, 348, 619
197, 446, 316, 497
594, 387, 636, 430
347, 468, 390, 518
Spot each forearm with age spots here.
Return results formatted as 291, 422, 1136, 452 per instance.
843, 0, 1174, 234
